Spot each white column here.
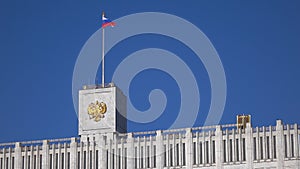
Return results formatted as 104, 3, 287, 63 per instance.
63, 143, 68, 169
195, 132, 199, 166
287, 125, 291, 158
156, 130, 164, 169
185, 128, 193, 168
208, 131, 212, 165
87, 138, 90, 169
8, 147, 12, 169
3, 148, 6, 169
225, 129, 229, 163
263, 126, 266, 160
15, 142, 22, 169
276, 120, 285, 169
91, 137, 95, 169
42, 140, 49, 169
30, 146, 34, 169
202, 132, 206, 165
215, 126, 223, 168
58, 143, 61, 169
294, 124, 299, 158
179, 132, 183, 167
108, 139, 113, 169
52, 144, 56, 169
270, 125, 274, 160
37, 145, 40, 169
127, 133, 134, 169
24, 146, 27, 169
143, 136, 147, 168
79, 140, 84, 169
232, 128, 236, 163
120, 138, 124, 169
150, 136, 153, 168
238, 129, 242, 163
256, 127, 260, 161
70, 137, 78, 169
137, 137, 140, 168
172, 134, 176, 167
115, 138, 119, 169
97, 134, 106, 169
166, 134, 169, 167
245, 123, 253, 169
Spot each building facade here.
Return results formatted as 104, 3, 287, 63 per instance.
0, 85, 299, 169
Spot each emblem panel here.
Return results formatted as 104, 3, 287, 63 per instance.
87, 100, 107, 122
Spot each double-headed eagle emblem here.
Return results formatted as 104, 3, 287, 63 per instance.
87, 101, 107, 122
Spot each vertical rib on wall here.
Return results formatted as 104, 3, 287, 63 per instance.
0, 121, 300, 169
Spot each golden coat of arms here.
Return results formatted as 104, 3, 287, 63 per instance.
87, 100, 107, 122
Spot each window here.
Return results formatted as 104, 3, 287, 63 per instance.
50, 154, 52, 169
34, 155, 37, 169
135, 147, 137, 168
40, 155, 43, 169
90, 151, 92, 169
176, 144, 180, 166
260, 137, 263, 159
141, 147, 144, 168
242, 138, 246, 161
236, 139, 239, 161
95, 150, 98, 169
22, 156, 25, 169
125, 148, 128, 169
153, 146, 156, 168
284, 135, 287, 158
223, 140, 226, 162
6, 157, 8, 169
199, 142, 203, 164
147, 146, 150, 168
253, 138, 257, 160
77, 152, 80, 169
12, 157, 15, 169
229, 139, 233, 162
182, 143, 186, 166
273, 136, 276, 159
212, 141, 216, 163
291, 134, 294, 157
193, 142, 196, 165
62, 153, 64, 169
28, 155, 31, 169
169, 144, 173, 166
206, 141, 209, 164
67, 152, 70, 169
266, 137, 270, 159
163, 145, 166, 167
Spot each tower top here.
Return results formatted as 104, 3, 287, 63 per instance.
78, 85, 127, 136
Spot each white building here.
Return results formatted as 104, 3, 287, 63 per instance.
0, 85, 299, 169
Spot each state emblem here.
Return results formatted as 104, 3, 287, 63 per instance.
87, 100, 107, 122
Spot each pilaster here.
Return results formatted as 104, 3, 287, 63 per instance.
215, 125, 223, 168
276, 120, 285, 169
245, 123, 253, 169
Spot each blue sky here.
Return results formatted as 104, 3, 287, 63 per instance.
0, 0, 300, 143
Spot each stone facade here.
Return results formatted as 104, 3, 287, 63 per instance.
0, 86, 299, 168
0, 120, 300, 169
78, 86, 127, 136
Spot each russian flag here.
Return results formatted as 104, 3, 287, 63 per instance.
102, 14, 116, 28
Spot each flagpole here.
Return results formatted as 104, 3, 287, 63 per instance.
102, 13, 105, 88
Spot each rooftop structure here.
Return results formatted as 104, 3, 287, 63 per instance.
0, 86, 299, 169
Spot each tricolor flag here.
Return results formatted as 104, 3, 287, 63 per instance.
102, 13, 116, 28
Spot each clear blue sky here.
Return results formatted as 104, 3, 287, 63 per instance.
0, 0, 300, 143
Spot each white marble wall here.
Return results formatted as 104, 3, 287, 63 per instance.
78, 86, 127, 136
0, 120, 300, 169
